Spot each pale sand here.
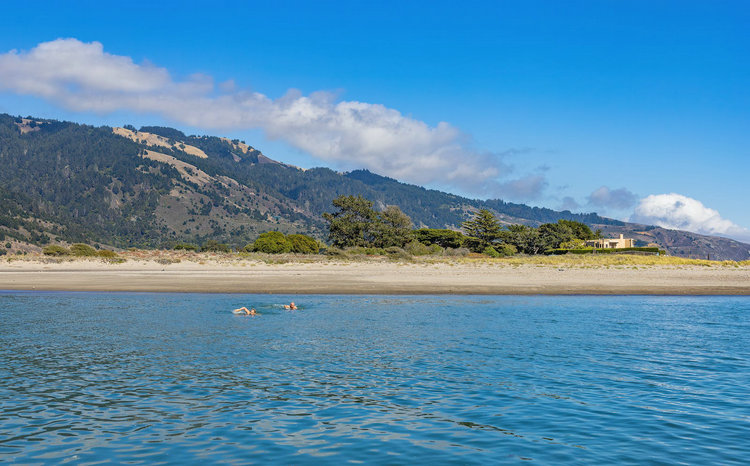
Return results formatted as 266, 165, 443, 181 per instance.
1, 259, 749, 294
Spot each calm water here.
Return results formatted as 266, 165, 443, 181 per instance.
1, 293, 748, 464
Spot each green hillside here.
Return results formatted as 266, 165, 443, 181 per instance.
1, 113, 748, 260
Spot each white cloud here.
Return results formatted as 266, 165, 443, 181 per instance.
0, 38, 533, 196
632, 193, 750, 243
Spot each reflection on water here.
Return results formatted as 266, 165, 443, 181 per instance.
1, 293, 749, 463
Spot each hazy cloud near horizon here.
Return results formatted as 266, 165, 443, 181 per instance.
631, 193, 750, 243
0, 38, 547, 200
587, 186, 638, 211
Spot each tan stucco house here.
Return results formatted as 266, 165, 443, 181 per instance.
585, 234, 634, 249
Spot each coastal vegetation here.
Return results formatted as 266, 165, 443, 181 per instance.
42, 243, 120, 259
16, 246, 750, 268
320, 197, 628, 258
24, 196, 699, 263
1, 114, 747, 260
244, 231, 319, 254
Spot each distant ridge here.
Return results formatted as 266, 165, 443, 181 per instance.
0, 113, 748, 260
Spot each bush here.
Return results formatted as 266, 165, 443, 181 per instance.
43, 245, 70, 256
173, 243, 198, 251
201, 240, 231, 253
0, 249, 6, 256
385, 246, 411, 260
346, 246, 386, 256
286, 234, 319, 254
97, 250, 118, 258
495, 244, 517, 256
4, 242, 10, 249
483, 246, 502, 258
404, 240, 434, 256
250, 231, 290, 254
325, 247, 348, 257
70, 243, 98, 256
443, 247, 470, 257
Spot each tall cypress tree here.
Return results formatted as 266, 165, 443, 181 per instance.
462, 209, 502, 246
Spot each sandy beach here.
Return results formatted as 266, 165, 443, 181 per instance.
1, 257, 748, 295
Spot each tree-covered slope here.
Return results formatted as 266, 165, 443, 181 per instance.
1, 113, 748, 260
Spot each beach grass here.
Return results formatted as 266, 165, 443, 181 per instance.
7, 249, 749, 268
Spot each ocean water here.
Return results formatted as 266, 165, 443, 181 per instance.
0, 292, 748, 464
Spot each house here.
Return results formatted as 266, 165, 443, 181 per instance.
585, 234, 634, 249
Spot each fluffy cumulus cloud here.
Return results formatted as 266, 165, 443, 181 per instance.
0, 38, 540, 197
632, 193, 750, 243
587, 186, 638, 210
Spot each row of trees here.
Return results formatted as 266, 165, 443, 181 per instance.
40, 196, 596, 257
321, 195, 600, 256
461, 209, 599, 255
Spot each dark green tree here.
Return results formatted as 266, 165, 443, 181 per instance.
538, 222, 576, 250
557, 219, 595, 240
462, 209, 502, 246
322, 195, 378, 247
414, 228, 466, 249
372, 205, 413, 248
504, 224, 544, 255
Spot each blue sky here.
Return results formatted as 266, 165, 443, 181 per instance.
1, 1, 749, 241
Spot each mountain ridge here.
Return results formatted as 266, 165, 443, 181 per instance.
1, 113, 748, 260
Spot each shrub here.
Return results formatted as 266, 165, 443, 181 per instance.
97, 249, 118, 258
404, 240, 433, 256
443, 247, 470, 257
250, 231, 290, 254
201, 240, 231, 253
325, 247, 348, 257
43, 245, 70, 256
385, 246, 411, 260
0, 249, 6, 256
4, 242, 10, 249
70, 243, 98, 256
346, 246, 385, 256
495, 244, 517, 256
173, 243, 198, 251
286, 234, 319, 254
483, 246, 502, 258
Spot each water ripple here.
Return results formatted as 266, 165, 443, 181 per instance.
1, 293, 749, 463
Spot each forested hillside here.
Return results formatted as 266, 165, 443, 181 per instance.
1, 114, 748, 260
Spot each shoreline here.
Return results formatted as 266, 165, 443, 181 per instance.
1, 259, 749, 295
